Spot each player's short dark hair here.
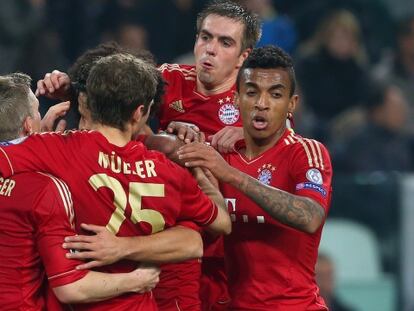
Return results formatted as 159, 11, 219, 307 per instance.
86, 54, 158, 131
0, 73, 33, 141
236, 45, 296, 97
69, 42, 165, 118
196, 0, 262, 52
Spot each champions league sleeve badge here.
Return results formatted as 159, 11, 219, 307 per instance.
306, 168, 323, 185
218, 96, 240, 125
257, 164, 276, 185
296, 168, 327, 197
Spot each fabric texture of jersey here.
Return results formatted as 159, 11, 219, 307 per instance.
0, 172, 88, 311
0, 130, 218, 311
221, 129, 332, 311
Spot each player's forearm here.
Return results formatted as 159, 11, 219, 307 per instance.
229, 170, 325, 233
194, 169, 231, 235
123, 226, 203, 263
53, 271, 144, 304
144, 133, 184, 164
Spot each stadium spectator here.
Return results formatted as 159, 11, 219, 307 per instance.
374, 14, 414, 134
316, 253, 355, 311
240, 0, 297, 53
178, 45, 333, 310
296, 9, 370, 142
330, 79, 413, 172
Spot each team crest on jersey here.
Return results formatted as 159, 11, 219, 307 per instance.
306, 168, 323, 185
217, 96, 239, 125
257, 164, 276, 185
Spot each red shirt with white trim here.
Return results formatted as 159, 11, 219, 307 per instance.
0, 172, 88, 311
159, 63, 236, 310
0, 131, 218, 311
159, 64, 242, 137
221, 129, 332, 310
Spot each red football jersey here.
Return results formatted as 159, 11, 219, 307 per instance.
221, 129, 332, 311
0, 172, 88, 311
0, 130, 218, 311
159, 64, 242, 137
158, 64, 234, 310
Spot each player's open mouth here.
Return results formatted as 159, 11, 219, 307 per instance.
252, 115, 267, 130
201, 61, 214, 70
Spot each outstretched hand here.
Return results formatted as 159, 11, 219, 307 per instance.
177, 142, 235, 183
130, 264, 160, 293
208, 126, 243, 153
63, 223, 124, 270
166, 121, 205, 144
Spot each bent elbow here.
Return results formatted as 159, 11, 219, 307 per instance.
222, 218, 232, 235
193, 235, 204, 258
303, 217, 324, 234
54, 290, 84, 304
53, 281, 89, 304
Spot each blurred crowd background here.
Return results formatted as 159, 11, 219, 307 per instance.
1, 0, 414, 310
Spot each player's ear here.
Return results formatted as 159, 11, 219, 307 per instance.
22, 116, 33, 135
236, 48, 251, 69
132, 104, 145, 123
288, 95, 299, 114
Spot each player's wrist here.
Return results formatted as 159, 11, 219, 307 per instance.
226, 166, 245, 187
123, 236, 143, 261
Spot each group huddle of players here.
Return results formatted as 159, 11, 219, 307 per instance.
0, 1, 333, 311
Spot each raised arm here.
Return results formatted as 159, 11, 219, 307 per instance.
177, 142, 327, 234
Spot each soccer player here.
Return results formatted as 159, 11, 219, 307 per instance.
158, 3, 261, 309
0, 73, 160, 310
35, 2, 261, 309
0, 54, 231, 311
34, 42, 209, 311
177, 45, 333, 310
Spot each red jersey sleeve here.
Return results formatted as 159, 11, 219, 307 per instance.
178, 169, 218, 227
34, 174, 88, 287
0, 133, 68, 178
290, 139, 332, 212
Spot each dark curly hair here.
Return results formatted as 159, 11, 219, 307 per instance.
236, 45, 296, 96
69, 41, 165, 118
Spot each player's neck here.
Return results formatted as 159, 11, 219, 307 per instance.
243, 127, 285, 159
90, 123, 133, 147
196, 75, 236, 96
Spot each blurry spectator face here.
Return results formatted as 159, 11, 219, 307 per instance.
381, 86, 408, 131
326, 24, 358, 60
399, 18, 414, 60
118, 24, 148, 51
194, 14, 249, 91
236, 67, 297, 142
315, 256, 335, 298
241, 0, 271, 17
28, 89, 41, 133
